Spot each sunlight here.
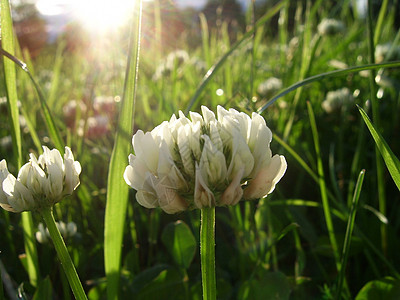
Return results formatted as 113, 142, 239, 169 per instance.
71, 0, 135, 33
36, 0, 135, 33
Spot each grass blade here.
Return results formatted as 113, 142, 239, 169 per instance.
0, 48, 64, 153
307, 102, 341, 272
1, 0, 40, 287
185, 0, 287, 113
358, 106, 400, 191
1, 0, 22, 167
258, 61, 400, 113
104, 1, 142, 299
336, 170, 365, 299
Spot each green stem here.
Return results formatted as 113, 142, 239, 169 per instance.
200, 207, 216, 300
40, 207, 87, 300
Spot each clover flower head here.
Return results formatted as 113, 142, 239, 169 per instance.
153, 50, 190, 81
318, 18, 345, 36
166, 50, 190, 69
322, 87, 354, 113
375, 43, 400, 63
36, 221, 77, 244
0, 146, 81, 213
78, 115, 110, 138
257, 77, 283, 98
124, 106, 287, 214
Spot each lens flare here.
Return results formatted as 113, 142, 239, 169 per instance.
36, 0, 135, 34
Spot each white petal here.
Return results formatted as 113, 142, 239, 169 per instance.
63, 147, 81, 195
136, 190, 159, 209
133, 131, 159, 173
0, 160, 11, 206
189, 111, 203, 125
123, 155, 149, 190
199, 135, 227, 187
243, 155, 287, 199
201, 106, 216, 124
2, 174, 34, 212
154, 176, 188, 214
157, 142, 187, 190
194, 163, 215, 208
220, 167, 244, 206
226, 132, 254, 180
177, 125, 195, 176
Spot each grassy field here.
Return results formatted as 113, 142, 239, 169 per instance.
1, 0, 400, 299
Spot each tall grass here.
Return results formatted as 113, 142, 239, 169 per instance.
1, 0, 400, 299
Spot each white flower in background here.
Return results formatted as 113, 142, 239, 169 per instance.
0, 146, 81, 213
375, 43, 400, 63
257, 77, 283, 98
317, 18, 345, 36
36, 221, 77, 244
166, 50, 189, 69
124, 105, 287, 214
322, 87, 354, 113
153, 50, 190, 81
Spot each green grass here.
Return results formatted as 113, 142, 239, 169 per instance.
1, 0, 400, 299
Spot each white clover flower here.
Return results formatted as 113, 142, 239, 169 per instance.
375, 43, 400, 63
0, 146, 81, 213
36, 221, 78, 244
317, 18, 345, 36
124, 106, 287, 214
257, 77, 283, 98
321, 87, 354, 113
166, 50, 190, 70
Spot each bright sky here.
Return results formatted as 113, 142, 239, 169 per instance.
35, 0, 136, 33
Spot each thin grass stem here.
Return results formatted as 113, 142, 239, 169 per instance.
40, 207, 87, 300
307, 102, 341, 272
367, 0, 387, 257
336, 170, 365, 299
200, 207, 216, 300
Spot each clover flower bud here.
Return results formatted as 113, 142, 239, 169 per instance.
257, 77, 283, 98
124, 106, 287, 214
321, 87, 354, 113
317, 18, 345, 36
36, 221, 78, 244
0, 146, 81, 213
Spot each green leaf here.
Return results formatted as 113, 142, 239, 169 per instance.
356, 277, 400, 300
104, 1, 142, 299
129, 265, 186, 300
358, 105, 400, 191
32, 277, 53, 300
238, 271, 291, 300
161, 221, 197, 269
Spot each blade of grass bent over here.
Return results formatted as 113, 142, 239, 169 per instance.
358, 106, 400, 191
104, 1, 142, 299
0, 48, 64, 153
258, 61, 400, 113
1, 0, 40, 287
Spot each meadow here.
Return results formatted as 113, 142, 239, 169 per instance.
1, 0, 400, 299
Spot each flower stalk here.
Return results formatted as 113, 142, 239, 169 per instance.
40, 206, 87, 300
200, 206, 216, 300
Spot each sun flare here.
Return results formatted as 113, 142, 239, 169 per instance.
36, 0, 135, 33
